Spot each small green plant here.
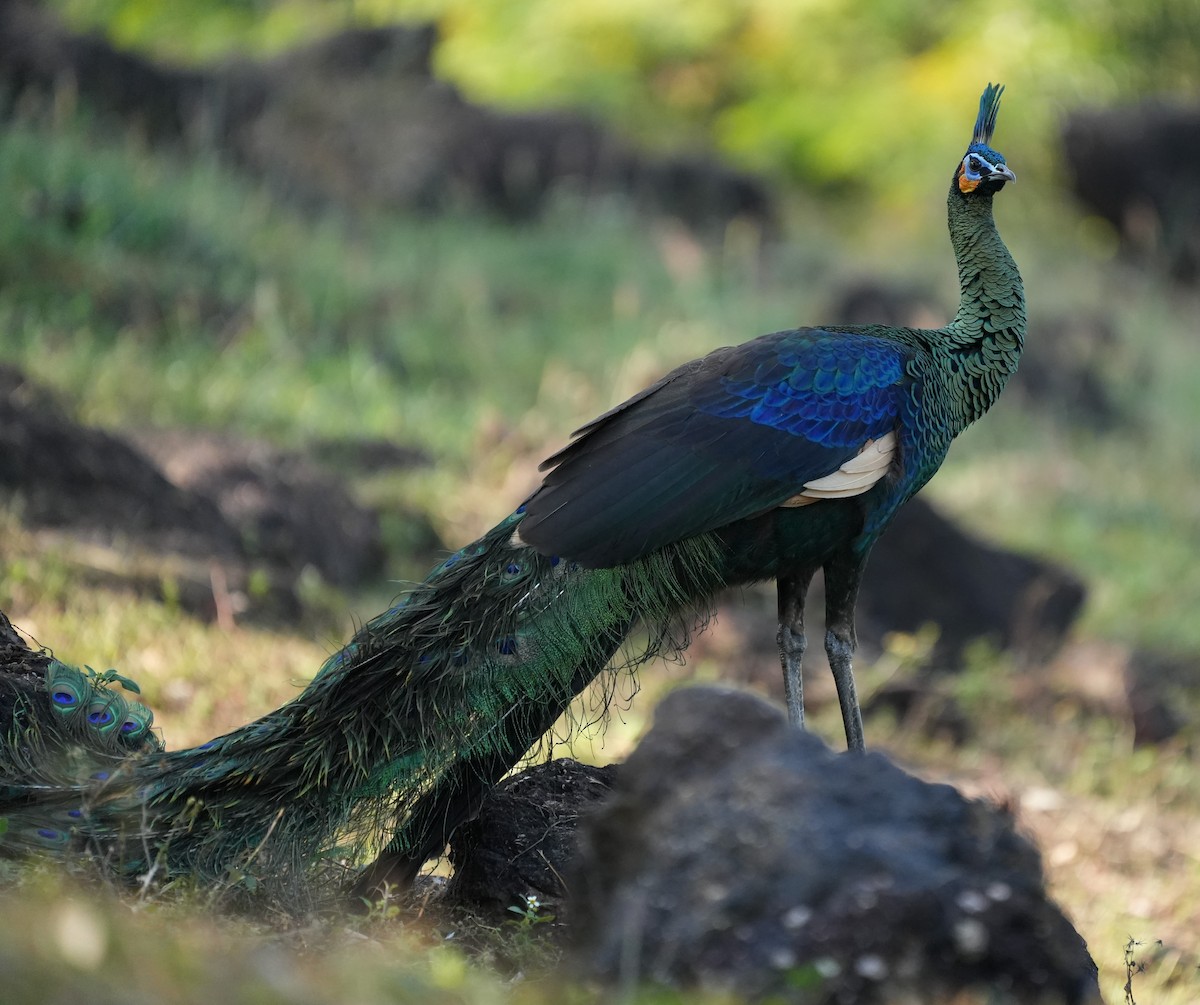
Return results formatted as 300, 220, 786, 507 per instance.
506, 894, 555, 929
81, 664, 144, 695
358, 882, 405, 925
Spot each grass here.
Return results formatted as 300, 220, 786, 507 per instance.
0, 107, 803, 461
1, 106, 1198, 1003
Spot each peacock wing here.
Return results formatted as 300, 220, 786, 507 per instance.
518, 327, 917, 567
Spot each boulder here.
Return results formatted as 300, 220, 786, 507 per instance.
570, 686, 1101, 1004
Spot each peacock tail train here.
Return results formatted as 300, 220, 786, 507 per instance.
0, 513, 726, 897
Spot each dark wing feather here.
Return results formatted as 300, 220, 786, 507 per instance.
519, 328, 916, 567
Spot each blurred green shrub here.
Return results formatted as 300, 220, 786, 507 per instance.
50, 0, 1200, 202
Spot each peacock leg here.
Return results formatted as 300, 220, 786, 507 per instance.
822, 552, 866, 752
776, 571, 814, 728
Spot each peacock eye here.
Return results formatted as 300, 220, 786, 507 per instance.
968, 157, 983, 173
52, 691, 77, 705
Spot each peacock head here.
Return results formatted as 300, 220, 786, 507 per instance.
956, 83, 1015, 197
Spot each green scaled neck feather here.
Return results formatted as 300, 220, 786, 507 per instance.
940, 81, 1026, 428
943, 183, 1026, 426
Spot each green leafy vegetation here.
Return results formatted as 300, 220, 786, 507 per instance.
49, 0, 1200, 202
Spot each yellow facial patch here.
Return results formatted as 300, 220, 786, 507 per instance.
957, 168, 980, 194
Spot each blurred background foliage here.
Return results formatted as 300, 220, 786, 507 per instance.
50, 0, 1200, 203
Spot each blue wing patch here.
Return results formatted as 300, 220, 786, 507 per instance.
701, 336, 904, 448
519, 328, 917, 566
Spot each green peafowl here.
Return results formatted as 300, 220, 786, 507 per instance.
0, 84, 1023, 900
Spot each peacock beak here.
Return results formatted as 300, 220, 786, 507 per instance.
988, 164, 1016, 183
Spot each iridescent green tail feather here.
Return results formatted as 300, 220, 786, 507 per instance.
0, 512, 723, 900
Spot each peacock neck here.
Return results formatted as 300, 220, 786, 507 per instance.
941, 185, 1026, 426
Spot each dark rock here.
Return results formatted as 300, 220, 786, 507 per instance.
0, 364, 240, 561
0, 4, 777, 234
132, 429, 384, 588
446, 759, 618, 922
0, 366, 391, 619
571, 686, 1100, 1004
1063, 100, 1200, 283
860, 498, 1086, 670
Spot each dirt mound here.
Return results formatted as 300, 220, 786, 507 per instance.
0, 365, 388, 621
0, 365, 238, 560
570, 686, 1100, 1003
445, 758, 618, 923
132, 429, 384, 590
1063, 99, 1200, 283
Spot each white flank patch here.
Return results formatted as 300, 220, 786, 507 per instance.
780, 430, 897, 507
